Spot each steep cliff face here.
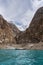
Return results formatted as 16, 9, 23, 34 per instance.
0, 15, 20, 44
17, 7, 43, 44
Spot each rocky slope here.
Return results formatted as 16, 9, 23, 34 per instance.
9, 22, 20, 36
0, 15, 20, 44
17, 7, 43, 44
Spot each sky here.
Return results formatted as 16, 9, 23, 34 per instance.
0, 0, 43, 31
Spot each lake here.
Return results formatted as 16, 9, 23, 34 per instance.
0, 50, 43, 65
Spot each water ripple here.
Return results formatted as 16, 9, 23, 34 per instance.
0, 50, 43, 65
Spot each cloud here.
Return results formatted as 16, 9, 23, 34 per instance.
0, 0, 43, 31
0, 0, 32, 21
15, 0, 43, 31
32, 0, 43, 10
19, 10, 34, 29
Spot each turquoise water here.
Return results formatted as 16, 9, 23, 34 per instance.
0, 50, 43, 65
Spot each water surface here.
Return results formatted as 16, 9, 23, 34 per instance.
0, 50, 43, 65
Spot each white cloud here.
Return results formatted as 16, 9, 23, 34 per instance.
20, 10, 34, 29
0, 0, 43, 31
16, 0, 43, 31
19, 0, 43, 31
32, 0, 43, 10
0, 0, 31, 21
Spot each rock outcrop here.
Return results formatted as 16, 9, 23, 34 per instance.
17, 7, 43, 44
0, 15, 20, 44
9, 22, 20, 36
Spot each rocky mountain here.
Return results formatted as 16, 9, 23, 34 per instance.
17, 7, 43, 44
0, 7, 43, 46
0, 15, 20, 44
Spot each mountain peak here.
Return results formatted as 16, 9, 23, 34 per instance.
38, 7, 43, 10
36, 7, 43, 14
17, 7, 43, 44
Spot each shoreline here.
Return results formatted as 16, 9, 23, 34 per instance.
0, 42, 43, 50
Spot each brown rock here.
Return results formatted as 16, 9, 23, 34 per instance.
0, 15, 20, 44
17, 7, 43, 44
